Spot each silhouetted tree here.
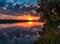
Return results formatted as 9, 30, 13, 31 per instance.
36, 0, 60, 44
37, 0, 60, 30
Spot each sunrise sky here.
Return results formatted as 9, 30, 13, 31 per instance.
0, 14, 40, 20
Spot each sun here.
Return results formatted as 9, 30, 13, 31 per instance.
28, 17, 33, 20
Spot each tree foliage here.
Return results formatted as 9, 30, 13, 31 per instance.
36, 0, 60, 44
37, 0, 60, 29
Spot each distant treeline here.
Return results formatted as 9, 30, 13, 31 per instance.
0, 19, 39, 24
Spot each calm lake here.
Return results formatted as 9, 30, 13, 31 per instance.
0, 22, 45, 44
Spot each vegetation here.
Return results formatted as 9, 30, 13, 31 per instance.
36, 0, 60, 44
37, 29, 60, 44
37, 0, 60, 30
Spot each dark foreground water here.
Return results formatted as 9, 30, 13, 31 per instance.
0, 22, 45, 44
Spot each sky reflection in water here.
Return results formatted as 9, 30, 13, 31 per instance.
0, 22, 45, 44
0, 22, 45, 29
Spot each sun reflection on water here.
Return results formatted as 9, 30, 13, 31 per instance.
28, 22, 32, 24
0, 22, 45, 29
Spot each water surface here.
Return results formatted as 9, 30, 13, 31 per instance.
0, 22, 45, 44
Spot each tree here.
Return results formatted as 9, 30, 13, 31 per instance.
36, 0, 60, 30
36, 0, 60, 44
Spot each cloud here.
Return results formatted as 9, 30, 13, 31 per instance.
31, 10, 37, 14
36, 4, 40, 8
24, 4, 30, 7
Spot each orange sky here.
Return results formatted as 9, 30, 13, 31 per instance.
15, 15, 40, 20
0, 14, 40, 20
